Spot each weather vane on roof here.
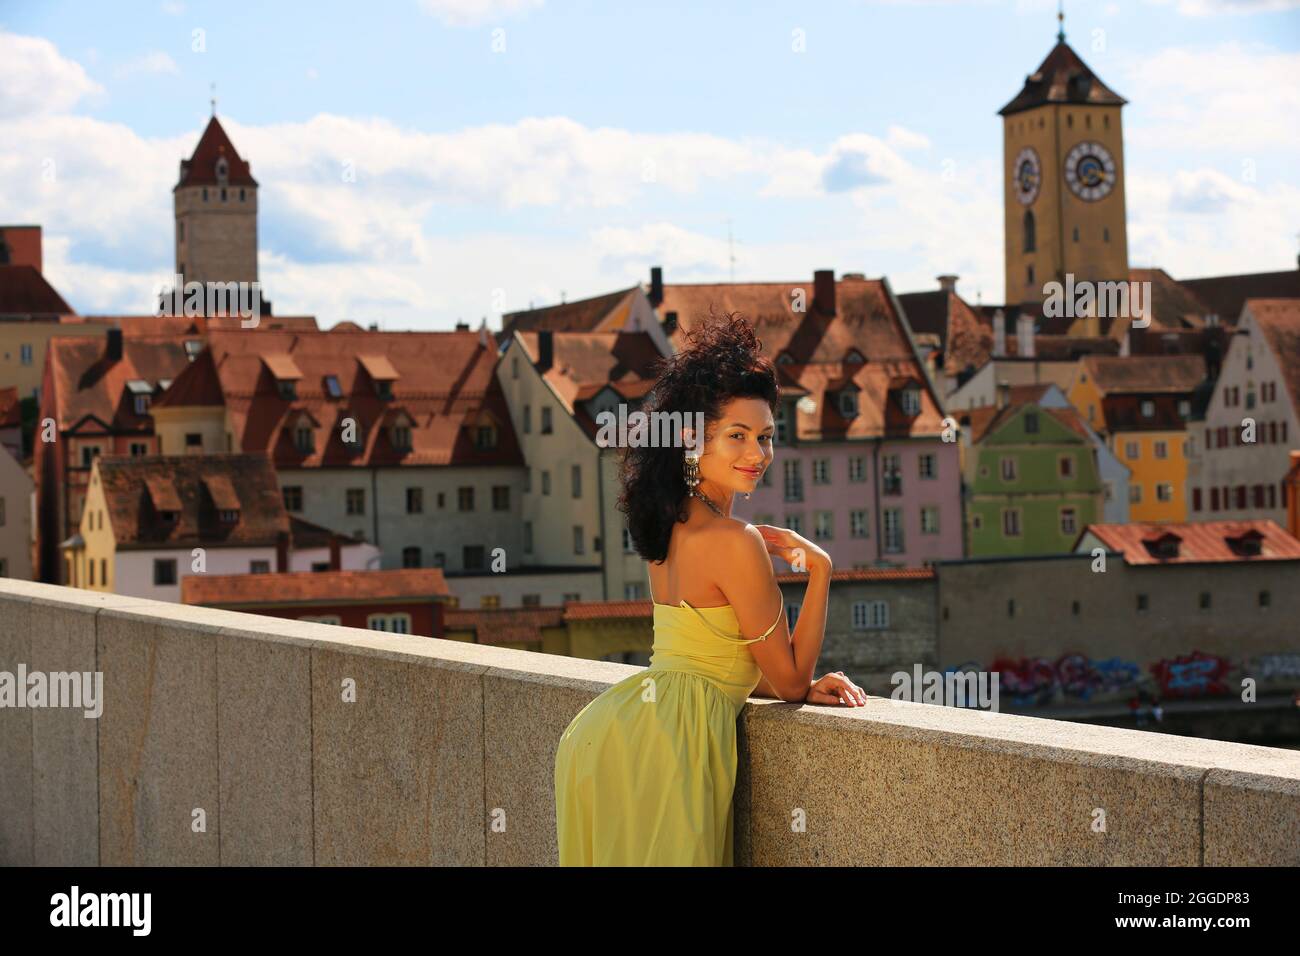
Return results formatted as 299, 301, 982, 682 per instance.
1057, 1, 1066, 42
210, 82, 217, 117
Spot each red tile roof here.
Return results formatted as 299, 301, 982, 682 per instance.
775, 567, 935, 583
153, 329, 524, 469
1080, 354, 1206, 395
1080, 520, 1300, 565
444, 605, 565, 644
47, 335, 194, 432
656, 276, 943, 440
113, 314, 318, 335
502, 288, 639, 334
516, 331, 665, 435
563, 600, 653, 621
1129, 268, 1214, 330
0, 265, 74, 315
1246, 298, 1300, 421
999, 40, 1126, 116
182, 567, 450, 607
96, 453, 289, 548
1180, 268, 1300, 324
175, 116, 257, 189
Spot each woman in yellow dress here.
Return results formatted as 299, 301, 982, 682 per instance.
553, 315, 868, 866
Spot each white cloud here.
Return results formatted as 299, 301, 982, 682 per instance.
0, 31, 102, 118
1143, 0, 1300, 15
886, 125, 932, 151
418, 0, 544, 27
160, 1, 185, 15
113, 51, 180, 79
1120, 43, 1300, 151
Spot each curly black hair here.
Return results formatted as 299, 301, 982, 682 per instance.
619, 311, 779, 562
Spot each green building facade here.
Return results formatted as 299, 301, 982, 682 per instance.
964, 404, 1103, 557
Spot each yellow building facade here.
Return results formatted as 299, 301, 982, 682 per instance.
1111, 430, 1188, 522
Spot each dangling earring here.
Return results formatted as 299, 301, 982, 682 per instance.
683, 451, 700, 488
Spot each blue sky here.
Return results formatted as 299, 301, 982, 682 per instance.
3, 0, 1298, 329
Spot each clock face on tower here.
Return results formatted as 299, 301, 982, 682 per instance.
1064, 141, 1117, 202
1013, 147, 1041, 206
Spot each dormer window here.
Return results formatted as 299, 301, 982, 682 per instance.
392, 424, 412, 451
776, 352, 795, 367
294, 424, 314, 453
838, 389, 858, 418
844, 349, 865, 365
218, 509, 239, 523
476, 424, 497, 450
1178, 400, 1190, 418
1227, 531, 1263, 558
215, 156, 229, 185
1141, 400, 1155, 418
324, 375, 343, 399
278, 380, 297, 400
158, 509, 178, 523
1144, 533, 1181, 560
134, 394, 151, 415
346, 426, 365, 455
375, 380, 393, 401
900, 385, 921, 417
184, 339, 203, 360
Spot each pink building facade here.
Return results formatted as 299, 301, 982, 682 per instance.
735, 436, 962, 569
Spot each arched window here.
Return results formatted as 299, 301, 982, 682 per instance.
1023, 210, 1036, 253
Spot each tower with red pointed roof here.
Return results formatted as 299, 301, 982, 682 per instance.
173, 112, 259, 293
1000, 8, 1129, 315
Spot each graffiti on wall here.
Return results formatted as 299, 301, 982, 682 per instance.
1150, 651, 1232, 698
946, 654, 1145, 707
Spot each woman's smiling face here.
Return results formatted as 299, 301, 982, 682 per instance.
695, 396, 775, 496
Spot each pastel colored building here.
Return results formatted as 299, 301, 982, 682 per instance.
1067, 354, 1207, 522
962, 400, 1103, 557
1188, 299, 1300, 526
63, 453, 378, 603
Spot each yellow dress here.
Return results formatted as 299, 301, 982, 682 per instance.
554, 600, 782, 866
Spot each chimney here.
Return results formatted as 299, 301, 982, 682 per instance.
329, 533, 342, 571
536, 330, 554, 373
275, 531, 290, 573
1017, 313, 1035, 358
648, 266, 663, 307
455, 320, 469, 332
1287, 451, 1300, 540
937, 274, 958, 293
106, 327, 123, 362
996, 381, 1011, 409
0, 225, 43, 272
813, 270, 836, 316
992, 309, 1006, 357
368, 322, 379, 331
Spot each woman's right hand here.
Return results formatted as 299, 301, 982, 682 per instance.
753, 525, 831, 574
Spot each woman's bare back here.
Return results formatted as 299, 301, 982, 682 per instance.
646, 511, 751, 608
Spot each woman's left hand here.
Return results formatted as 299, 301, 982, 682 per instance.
807, 672, 868, 706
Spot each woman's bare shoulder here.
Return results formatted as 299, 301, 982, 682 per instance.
693, 516, 765, 554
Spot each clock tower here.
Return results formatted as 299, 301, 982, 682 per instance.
1000, 17, 1129, 323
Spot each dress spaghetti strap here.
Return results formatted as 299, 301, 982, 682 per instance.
679, 600, 784, 645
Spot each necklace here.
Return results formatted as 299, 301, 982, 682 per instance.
690, 488, 726, 518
